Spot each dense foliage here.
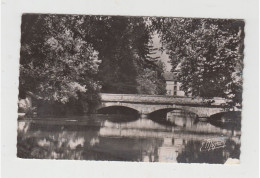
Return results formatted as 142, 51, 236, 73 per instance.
19, 14, 166, 114
20, 14, 244, 115
20, 14, 104, 114
136, 60, 166, 95
20, 15, 101, 102
80, 16, 166, 94
152, 18, 244, 106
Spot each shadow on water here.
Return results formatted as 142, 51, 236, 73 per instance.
149, 116, 176, 127
103, 114, 139, 123
208, 111, 241, 131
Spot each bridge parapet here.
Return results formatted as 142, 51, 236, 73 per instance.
100, 93, 226, 106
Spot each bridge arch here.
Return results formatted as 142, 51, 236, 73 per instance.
149, 107, 199, 118
97, 105, 139, 115
208, 111, 241, 130
149, 108, 174, 117
98, 101, 224, 118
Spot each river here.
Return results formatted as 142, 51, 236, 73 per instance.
17, 112, 241, 163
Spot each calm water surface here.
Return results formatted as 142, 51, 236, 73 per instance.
17, 113, 241, 163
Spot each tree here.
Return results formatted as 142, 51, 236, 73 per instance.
151, 18, 244, 106
136, 60, 166, 95
78, 15, 166, 94
20, 14, 101, 114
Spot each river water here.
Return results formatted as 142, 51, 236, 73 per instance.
17, 112, 241, 163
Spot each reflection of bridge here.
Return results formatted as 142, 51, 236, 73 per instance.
98, 93, 226, 118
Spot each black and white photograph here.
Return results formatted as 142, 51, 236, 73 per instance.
17, 14, 244, 163
2, 0, 259, 177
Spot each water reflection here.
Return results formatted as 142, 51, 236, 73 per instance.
17, 113, 241, 163
177, 139, 240, 164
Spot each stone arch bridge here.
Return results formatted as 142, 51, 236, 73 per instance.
97, 93, 227, 118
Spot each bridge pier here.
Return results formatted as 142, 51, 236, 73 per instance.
140, 113, 148, 119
